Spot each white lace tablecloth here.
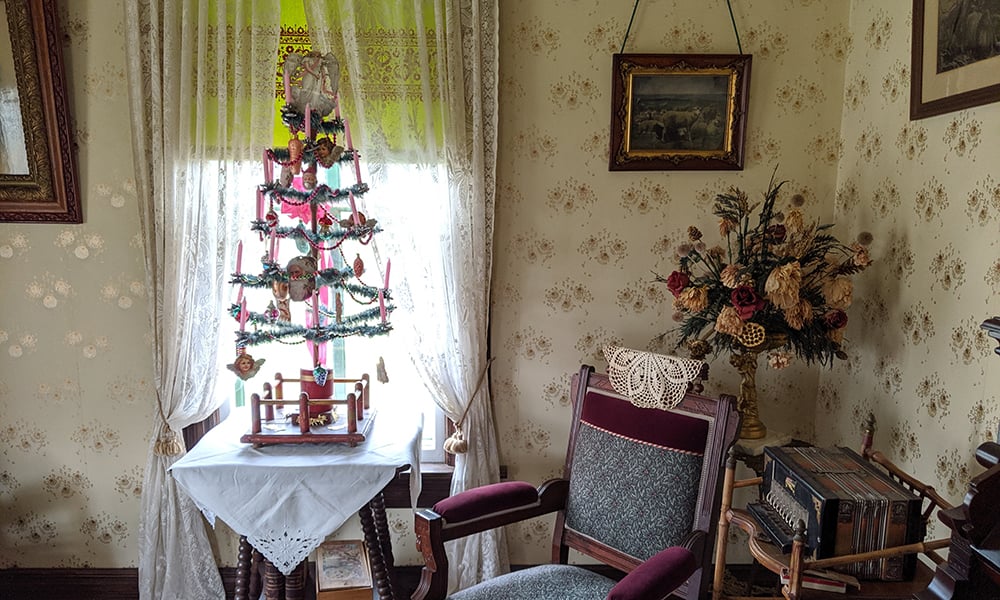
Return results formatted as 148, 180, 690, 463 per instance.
170, 405, 422, 576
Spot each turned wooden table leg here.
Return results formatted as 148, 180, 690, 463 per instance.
371, 491, 397, 587
285, 559, 307, 600
360, 498, 395, 600
264, 559, 286, 600
250, 547, 263, 600
235, 535, 251, 600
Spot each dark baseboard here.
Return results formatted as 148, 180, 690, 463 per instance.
0, 565, 420, 600
0, 563, 770, 599
0, 568, 139, 600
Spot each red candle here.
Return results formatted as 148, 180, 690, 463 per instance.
378, 289, 386, 323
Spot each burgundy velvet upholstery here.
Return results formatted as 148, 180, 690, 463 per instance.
433, 481, 539, 523
581, 391, 709, 454
606, 546, 697, 600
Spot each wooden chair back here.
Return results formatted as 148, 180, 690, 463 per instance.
559, 365, 740, 600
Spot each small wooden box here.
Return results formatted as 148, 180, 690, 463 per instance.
315, 540, 373, 600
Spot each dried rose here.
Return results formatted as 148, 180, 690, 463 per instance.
714, 306, 744, 336
731, 285, 767, 320
824, 309, 848, 329
679, 286, 709, 312
665, 271, 690, 298
782, 299, 813, 330
850, 243, 872, 268
720, 264, 742, 288
822, 276, 853, 309
765, 262, 802, 310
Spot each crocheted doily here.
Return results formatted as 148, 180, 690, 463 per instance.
603, 345, 704, 410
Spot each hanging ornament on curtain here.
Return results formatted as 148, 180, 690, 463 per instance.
443, 358, 494, 455
376, 356, 388, 383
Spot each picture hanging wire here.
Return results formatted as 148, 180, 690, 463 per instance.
619, 0, 640, 54
619, 0, 745, 55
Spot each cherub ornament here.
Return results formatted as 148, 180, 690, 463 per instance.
227, 352, 265, 380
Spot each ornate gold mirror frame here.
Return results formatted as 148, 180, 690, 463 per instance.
0, 0, 80, 223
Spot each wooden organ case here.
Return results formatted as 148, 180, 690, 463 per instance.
915, 317, 1000, 600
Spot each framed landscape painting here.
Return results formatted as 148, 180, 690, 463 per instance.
609, 54, 751, 171
910, 0, 1000, 119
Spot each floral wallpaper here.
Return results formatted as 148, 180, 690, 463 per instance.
1, 0, 997, 576
492, 0, 999, 566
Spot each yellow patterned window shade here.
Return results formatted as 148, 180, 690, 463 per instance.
182, 0, 284, 158
304, 1, 446, 162
275, 2, 310, 147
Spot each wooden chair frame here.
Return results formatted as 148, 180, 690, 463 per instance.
411, 365, 740, 600
711, 414, 953, 600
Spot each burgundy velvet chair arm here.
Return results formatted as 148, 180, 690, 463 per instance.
433, 480, 541, 523
412, 479, 569, 600
606, 546, 698, 600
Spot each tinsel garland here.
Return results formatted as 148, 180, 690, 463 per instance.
230, 270, 391, 301
235, 311, 394, 346
249, 221, 381, 246
261, 181, 369, 207
269, 145, 358, 167
229, 302, 388, 328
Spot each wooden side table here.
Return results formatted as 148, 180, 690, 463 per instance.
170, 407, 423, 600
234, 485, 400, 600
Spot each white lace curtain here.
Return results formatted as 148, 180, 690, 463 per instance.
305, 0, 506, 593
123, 2, 282, 598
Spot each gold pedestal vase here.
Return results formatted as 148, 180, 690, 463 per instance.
730, 350, 767, 439
729, 335, 787, 440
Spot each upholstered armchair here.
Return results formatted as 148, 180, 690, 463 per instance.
412, 364, 740, 600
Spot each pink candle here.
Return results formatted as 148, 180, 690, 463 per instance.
269, 232, 276, 261
256, 189, 265, 220
383, 258, 391, 289
305, 103, 311, 139
239, 298, 248, 331
378, 289, 386, 323
284, 67, 291, 104
349, 191, 361, 226
235, 240, 243, 274
345, 120, 362, 183
236, 285, 243, 305
334, 94, 341, 120
263, 149, 273, 183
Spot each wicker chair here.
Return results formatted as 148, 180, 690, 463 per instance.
411, 364, 740, 600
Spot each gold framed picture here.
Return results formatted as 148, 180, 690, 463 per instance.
315, 539, 372, 600
609, 54, 752, 171
910, 0, 1000, 120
